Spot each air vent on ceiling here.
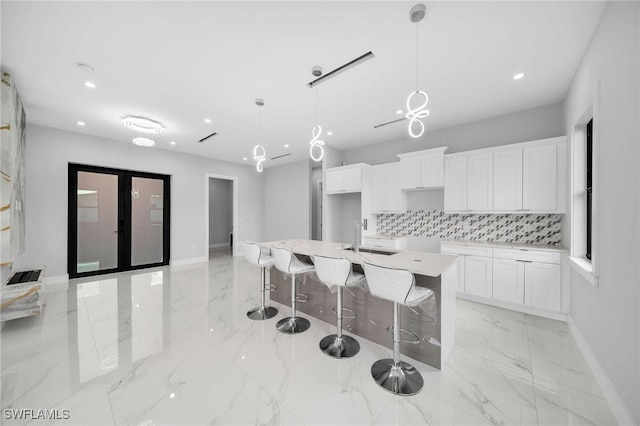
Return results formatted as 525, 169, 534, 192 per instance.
307, 51, 375, 88
373, 117, 407, 129
270, 153, 292, 160
198, 132, 218, 143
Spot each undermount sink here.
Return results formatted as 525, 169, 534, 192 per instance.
344, 247, 395, 256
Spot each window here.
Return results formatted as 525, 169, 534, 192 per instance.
585, 118, 593, 261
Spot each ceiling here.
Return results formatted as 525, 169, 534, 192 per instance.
1, 1, 605, 168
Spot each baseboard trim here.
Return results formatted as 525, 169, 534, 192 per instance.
46, 274, 69, 287
170, 257, 208, 267
209, 243, 230, 249
567, 315, 636, 426
456, 293, 568, 321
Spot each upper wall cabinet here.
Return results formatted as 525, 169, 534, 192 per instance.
370, 163, 407, 213
444, 136, 566, 214
325, 163, 369, 194
397, 147, 448, 190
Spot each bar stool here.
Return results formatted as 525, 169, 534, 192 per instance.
270, 247, 314, 334
362, 261, 434, 396
312, 254, 365, 358
243, 242, 278, 321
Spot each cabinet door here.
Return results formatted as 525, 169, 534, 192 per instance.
341, 168, 362, 192
386, 163, 405, 212
467, 153, 493, 211
493, 149, 523, 211
400, 156, 422, 189
444, 157, 467, 211
456, 255, 466, 293
421, 152, 444, 187
524, 262, 561, 311
370, 166, 385, 212
493, 258, 525, 304
464, 255, 493, 297
325, 170, 342, 194
523, 145, 556, 211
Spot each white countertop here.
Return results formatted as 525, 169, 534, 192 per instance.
440, 238, 568, 252
260, 239, 457, 277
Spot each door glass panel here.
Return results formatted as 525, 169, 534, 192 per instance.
77, 171, 119, 272
131, 177, 164, 266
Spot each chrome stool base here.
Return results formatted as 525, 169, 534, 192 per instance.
276, 316, 310, 334
247, 306, 278, 321
319, 334, 360, 358
371, 359, 424, 396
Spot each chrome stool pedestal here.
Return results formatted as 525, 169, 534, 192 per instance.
244, 242, 278, 321
275, 272, 311, 334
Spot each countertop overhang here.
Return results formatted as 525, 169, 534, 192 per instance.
259, 239, 457, 277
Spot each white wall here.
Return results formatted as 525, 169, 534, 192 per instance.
21, 124, 265, 279
263, 160, 311, 241
342, 102, 565, 166
562, 2, 639, 423
208, 178, 232, 246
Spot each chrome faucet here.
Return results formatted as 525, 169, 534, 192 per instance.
354, 218, 368, 253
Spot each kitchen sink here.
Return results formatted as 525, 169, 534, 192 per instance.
344, 247, 395, 256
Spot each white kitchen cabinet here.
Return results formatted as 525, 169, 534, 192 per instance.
444, 156, 467, 211
325, 164, 366, 194
464, 255, 493, 298
370, 163, 406, 213
524, 262, 561, 311
523, 144, 557, 211
493, 148, 523, 211
397, 147, 448, 190
493, 257, 525, 304
362, 235, 408, 250
467, 153, 493, 211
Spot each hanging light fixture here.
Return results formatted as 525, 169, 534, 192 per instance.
309, 66, 325, 162
406, 4, 430, 139
253, 98, 266, 172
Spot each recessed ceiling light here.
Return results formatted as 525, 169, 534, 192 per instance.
204, 118, 212, 123
327, 131, 333, 136
77, 121, 85, 126
243, 157, 248, 161
170, 141, 176, 145
84, 81, 96, 89
513, 73, 525, 80
122, 116, 164, 134
396, 110, 403, 115
132, 137, 155, 147
284, 144, 289, 148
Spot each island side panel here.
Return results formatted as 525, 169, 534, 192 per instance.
269, 259, 445, 370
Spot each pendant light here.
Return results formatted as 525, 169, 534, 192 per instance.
253, 98, 266, 172
309, 66, 325, 162
406, 4, 430, 138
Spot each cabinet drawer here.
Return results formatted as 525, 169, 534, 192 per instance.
440, 244, 493, 257
362, 236, 406, 249
493, 248, 561, 264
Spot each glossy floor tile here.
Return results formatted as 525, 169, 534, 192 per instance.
1, 248, 616, 425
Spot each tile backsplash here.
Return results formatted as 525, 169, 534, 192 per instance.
376, 210, 562, 245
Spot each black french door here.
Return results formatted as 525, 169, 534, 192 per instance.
68, 164, 170, 278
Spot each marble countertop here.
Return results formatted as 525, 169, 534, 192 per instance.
259, 239, 457, 277
440, 238, 568, 252
362, 234, 407, 240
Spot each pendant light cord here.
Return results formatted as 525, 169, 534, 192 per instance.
315, 87, 319, 125
415, 23, 419, 92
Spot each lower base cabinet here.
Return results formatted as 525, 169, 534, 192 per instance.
442, 243, 565, 315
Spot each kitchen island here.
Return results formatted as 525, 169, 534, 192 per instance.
259, 239, 457, 370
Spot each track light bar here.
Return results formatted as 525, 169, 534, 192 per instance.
198, 132, 218, 143
307, 51, 375, 88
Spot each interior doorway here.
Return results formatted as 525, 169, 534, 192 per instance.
311, 166, 323, 240
205, 174, 238, 257
68, 164, 171, 279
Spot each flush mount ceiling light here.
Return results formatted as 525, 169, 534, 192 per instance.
132, 137, 155, 147
406, 3, 430, 139
122, 116, 164, 134
253, 98, 266, 172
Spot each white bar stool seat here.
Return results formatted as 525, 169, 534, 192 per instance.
271, 247, 315, 334
312, 254, 365, 358
243, 242, 278, 321
362, 261, 434, 396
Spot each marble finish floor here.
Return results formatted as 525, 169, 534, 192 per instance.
1, 248, 616, 425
